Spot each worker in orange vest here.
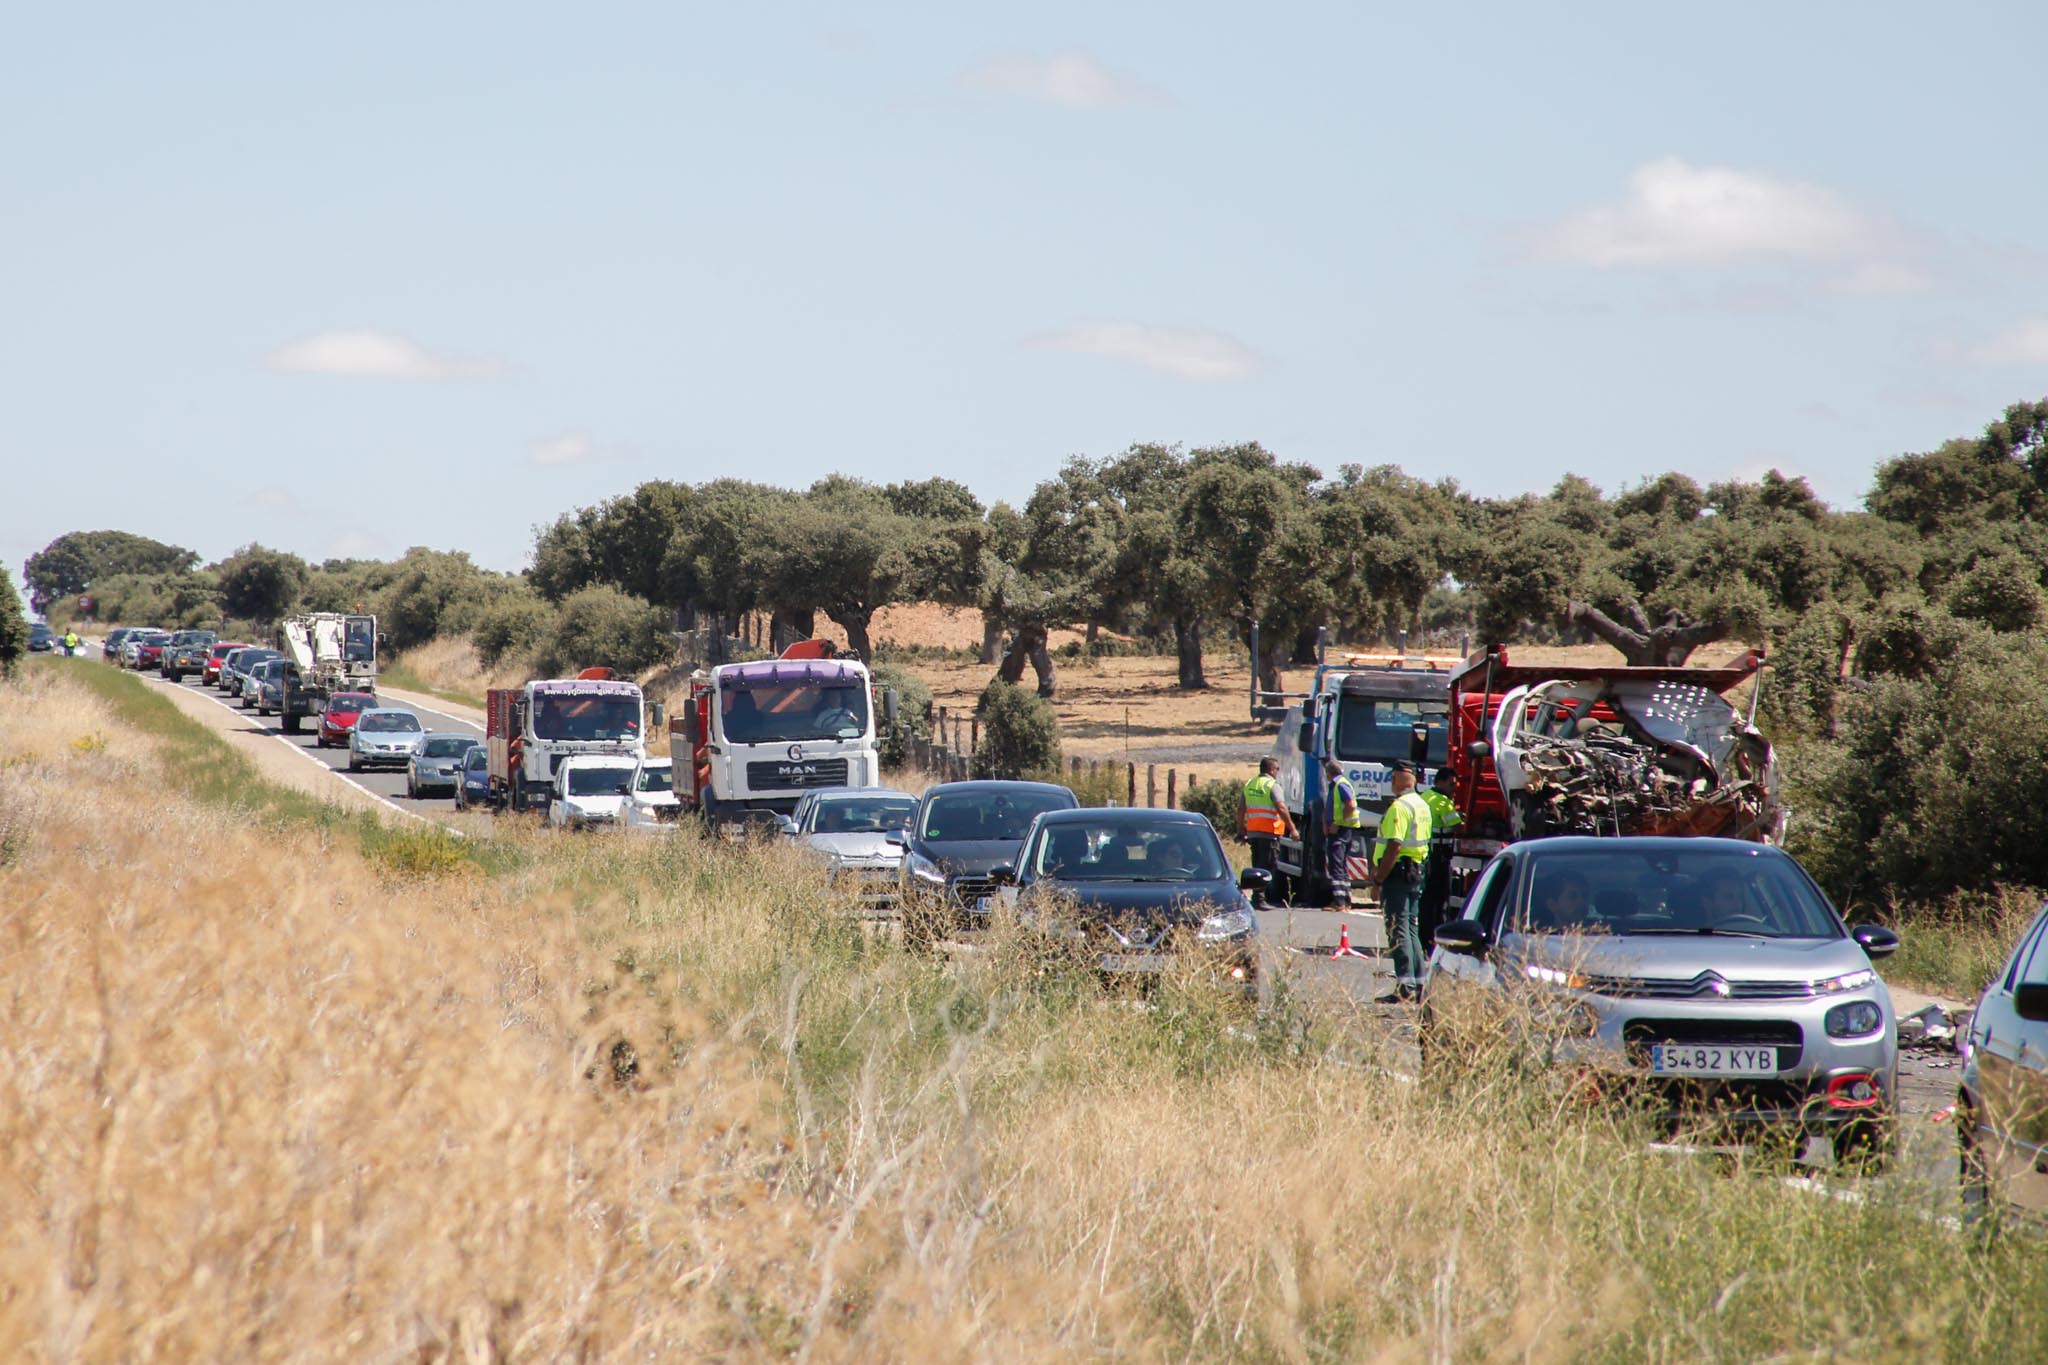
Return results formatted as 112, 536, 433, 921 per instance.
1241, 757, 1296, 906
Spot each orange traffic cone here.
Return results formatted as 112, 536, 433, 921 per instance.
1330, 922, 1368, 959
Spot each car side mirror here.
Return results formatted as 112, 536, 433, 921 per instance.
884, 830, 907, 847
2015, 982, 2048, 1023
1850, 924, 1900, 959
775, 815, 797, 836
1465, 740, 1491, 761
1239, 867, 1274, 893
1434, 918, 1490, 955
988, 866, 1016, 886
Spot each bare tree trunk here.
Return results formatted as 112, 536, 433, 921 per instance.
1174, 615, 1208, 690
1566, 599, 1722, 666
770, 608, 814, 650
979, 617, 1003, 665
1291, 624, 1321, 665
836, 610, 874, 661
1257, 638, 1287, 698
1029, 636, 1057, 698
1085, 621, 1099, 647
997, 623, 1043, 686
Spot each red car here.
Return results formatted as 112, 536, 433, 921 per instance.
317, 692, 379, 748
202, 642, 250, 685
133, 638, 167, 670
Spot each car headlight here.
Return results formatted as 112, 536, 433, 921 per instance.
1523, 962, 1588, 990
907, 853, 946, 886
1825, 1000, 1885, 1038
1196, 907, 1255, 941
1815, 968, 1876, 994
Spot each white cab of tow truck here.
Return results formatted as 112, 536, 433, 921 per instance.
548, 754, 641, 829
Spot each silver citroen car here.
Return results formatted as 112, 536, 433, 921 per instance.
1425, 836, 1900, 1164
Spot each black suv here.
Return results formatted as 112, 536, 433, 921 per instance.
891, 780, 1078, 946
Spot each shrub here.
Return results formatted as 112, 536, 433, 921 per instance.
972, 681, 1060, 780
1944, 550, 2045, 633
868, 662, 932, 769
1065, 763, 1127, 807
540, 585, 671, 676
475, 593, 559, 669
1182, 779, 1244, 840
0, 581, 26, 673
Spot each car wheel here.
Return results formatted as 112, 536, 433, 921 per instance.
1832, 1112, 1896, 1175
1959, 1097, 1995, 1228
347, 753, 360, 772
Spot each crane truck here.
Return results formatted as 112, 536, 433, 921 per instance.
669, 642, 888, 830
276, 612, 378, 734
487, 669, 650, 814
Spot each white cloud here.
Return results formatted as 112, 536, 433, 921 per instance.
1037, 322, 1258, 382
240, 484, 297, 511
266, 329, 500, 380
1533, 157, 1878, 268
1962, 317, 2048, 366
1827, 261, 1932, 296
962, 51, 1161, 109
530, 431, 636, 467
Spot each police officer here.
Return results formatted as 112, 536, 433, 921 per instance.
1418, 765, 1463, 951
62, 629, 81, 657
1241, 757, 1296, 905
1367, 759, 1433, 1001
1321, 757, 1364, 908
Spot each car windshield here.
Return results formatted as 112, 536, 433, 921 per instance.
327, 696, 369, 714
359, 712, 422, 733
568, 767, 633, 796
636, 765, 674, 793
1510, 848, 1842, 939
464, 747, 489, 770
532, 693, 641, 742
1334, 695, 1449, 766
720, 682, 869, 743
421, 737, 473, 758
1031, 819, 1230, 881
921, 789, 1072, 843
815, 796, 915, 833
240, 651, 277, 668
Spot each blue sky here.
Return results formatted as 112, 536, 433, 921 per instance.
6, 2, 2048, 597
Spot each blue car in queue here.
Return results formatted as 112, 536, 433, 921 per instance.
993, 807, 1269, 997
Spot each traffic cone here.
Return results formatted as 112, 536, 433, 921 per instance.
1330, 922, 1368, 959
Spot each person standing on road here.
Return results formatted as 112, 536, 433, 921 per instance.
1368, 759, 1433, 1001
1321, 757, 1364, 908
1418, 765, 1463, 951
62, 630, 80, 657
1241, 757, 1296, 906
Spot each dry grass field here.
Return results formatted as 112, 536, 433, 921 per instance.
2, 659, 2042, 1361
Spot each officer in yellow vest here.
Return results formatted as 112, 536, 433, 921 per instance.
1368, 760, 1433, 1000
1240, 757, 1296, 906
62, 630, 81, 657
1321, 757, 1365, 908
1419, 766, 1463, 951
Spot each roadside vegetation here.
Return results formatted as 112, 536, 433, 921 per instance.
4, 661, 2044, 1360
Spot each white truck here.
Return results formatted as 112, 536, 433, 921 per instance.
276, 612, 378, 734
669, 645, 887, 829
486, 669, 650, 814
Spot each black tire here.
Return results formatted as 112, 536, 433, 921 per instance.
347, 753, 361, 773
406, 776, 416, 799
1832, 1113, 1896, 1175
282, 713, 300, 734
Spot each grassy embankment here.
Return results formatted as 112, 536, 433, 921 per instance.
3, 660, 2043, 1359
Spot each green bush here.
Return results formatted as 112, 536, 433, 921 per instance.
868, 662, 932, 769
0, 580, 27, 673
1065, 763, 1128, 807
540, 585, 671, 676
1944, 550, 2045, 633
1182, 779, 1244, 841
475, 593, 559, 669
972, 680, 1061, 780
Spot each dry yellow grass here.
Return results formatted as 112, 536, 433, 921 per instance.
6, 663, 2030, 1362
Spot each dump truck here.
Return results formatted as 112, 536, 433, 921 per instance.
276, 612, 378, 734
669, 642, 887, 828
1443, 645, 1782, 909
1256, 641, 1457, 907
487, 669, 650, 814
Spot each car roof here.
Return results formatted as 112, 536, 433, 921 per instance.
562, 753, 638, 766
419, 731, 478, 741
921, 780, 1076, 800
1510, 836, 1790, 860
329, 690, 376, 699
359, 707, 417, 718
1033, 806, 1214, 828
814, 786, 913, 799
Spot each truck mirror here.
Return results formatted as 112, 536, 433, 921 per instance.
1296, 721, 1314, 753
649, 702, 665, 729
679, 709, 700, 743
1466, 740, 1492, 761
1300, 697, 1318, 720
883, 688, 900, 726
1410, 724, 1430, 764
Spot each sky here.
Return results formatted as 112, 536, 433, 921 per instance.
6, 2, 2048, 601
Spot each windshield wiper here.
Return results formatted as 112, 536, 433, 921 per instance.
1623, 927, 1774, 939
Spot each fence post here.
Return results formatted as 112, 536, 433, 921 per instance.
1167, 770, 1177, 809
1146, 765, 1157, 807
1126, 762, 1136, 806
969, 717, 978, 758
1070, 755, 1081, 777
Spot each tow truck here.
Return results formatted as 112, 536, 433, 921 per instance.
277, 612, 378, 735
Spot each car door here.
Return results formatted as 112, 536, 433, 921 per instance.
1974, 908, 2048, 1213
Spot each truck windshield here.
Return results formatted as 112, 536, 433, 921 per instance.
345, 617, 376, 663
1334, 696, 1448, 765
720, 683, 869, 743
532, 695, 643, 741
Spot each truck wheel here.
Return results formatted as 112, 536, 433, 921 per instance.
281, 713, 301, 734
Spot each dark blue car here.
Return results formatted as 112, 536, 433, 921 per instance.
453, 743, 492, 811
994, 806, 1268, 997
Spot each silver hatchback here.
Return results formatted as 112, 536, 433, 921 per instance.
1426, 837, 1900, 1163
1960, 901, 2048, 1221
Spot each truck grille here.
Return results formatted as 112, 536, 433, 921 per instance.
746, 759, 848, 790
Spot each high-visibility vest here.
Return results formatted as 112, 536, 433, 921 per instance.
1375, 790, 1433, 864
1243, 773, 1286, 836
1422, 788, 1462, 838
1330, 776, 1365, 828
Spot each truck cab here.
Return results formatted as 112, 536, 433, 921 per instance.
671, 647, 885, 828
488, 671, 649, 813
279, 612, 379, 734
1265, 652, 1455, 906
